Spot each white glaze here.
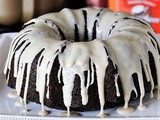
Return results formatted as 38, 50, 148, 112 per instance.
38, 110, 49, 116
4, 8, 160, 116
59, 111, 81, 117
7, 91, 18, 98
138, 104, 147, 111
117, 107, 134, 114
15, 98, 24, 107
97, 112, 109, 118
23, 109, 29, 113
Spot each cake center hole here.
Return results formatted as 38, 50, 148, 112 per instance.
65, 25, 102, 42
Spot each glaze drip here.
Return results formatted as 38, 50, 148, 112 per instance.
4, 8, 160, 116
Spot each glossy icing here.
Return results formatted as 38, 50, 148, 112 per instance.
4, 8, 160, 116
7, 91, 18, 98
59, 111, 81, 117
15, 98, 24, 107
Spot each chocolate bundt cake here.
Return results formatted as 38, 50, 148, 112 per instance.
4, 8, 160, 116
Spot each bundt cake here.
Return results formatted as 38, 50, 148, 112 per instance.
4, 7, 160, 117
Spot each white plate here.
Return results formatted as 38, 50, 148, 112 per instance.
1, 33, 160, 120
